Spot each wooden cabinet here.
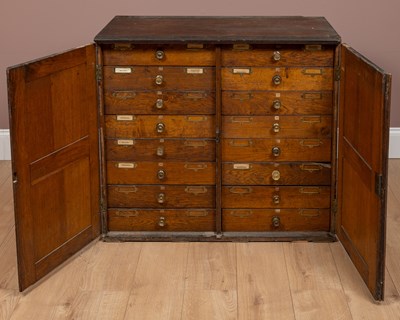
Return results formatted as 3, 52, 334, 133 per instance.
7, 16, 391, 301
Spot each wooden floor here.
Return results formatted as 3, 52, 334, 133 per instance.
1, 160, 400, 319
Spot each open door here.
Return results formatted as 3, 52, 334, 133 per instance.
7, 45, 100, 291
337, 44, 391, 300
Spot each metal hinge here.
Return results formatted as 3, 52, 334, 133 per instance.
334, 66, 341, 81
375, 174, 384, 198
332, 198, 338, 214
96, 65, 102, 82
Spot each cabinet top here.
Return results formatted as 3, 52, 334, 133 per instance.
94, 16, 341, 44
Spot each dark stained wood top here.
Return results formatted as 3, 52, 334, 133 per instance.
94, 16, 341, 44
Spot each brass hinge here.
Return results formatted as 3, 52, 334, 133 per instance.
96, 65, 102, 82
375, 173, 384, 198
334, 66, 341, 81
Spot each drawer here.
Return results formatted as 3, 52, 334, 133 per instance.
221, 45, 334, 67
222, 115, 332, 138
108, 185, 215, 208
104, 66, 215, 91
222, 162, 331, 185
108, 209, 215, 232
105, 91, 215, 115
222, 208, 330, 232
222, 139, 331, 162
107, 161, 216, 185
105, 115, 215, 138
222, 186, 330, 208
221, 67, 333, 91
106, 139, 216, 161
103, 44, 215, 66
222, 91, 333, 115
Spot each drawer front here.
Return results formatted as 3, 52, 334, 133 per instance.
104, 66, 215, 91
223, 116, 332, 138
103, 45, 215, 66
108, 185, 215, 208
221, 67, 333, 91
221, 45, 334, 67
222, 91, 333, 115
222, 186, 330, 208
107, 161, 216, 185
108, 209, 215, 232
222, 139, 331, 162
105, 91, 215, 115
105, 115, 215, 138
222, 209, 330, 232
106, 139, 216, 161
222, 162, 331, 185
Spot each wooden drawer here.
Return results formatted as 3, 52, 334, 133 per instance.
221, 45, 334, 67
221, 67, 333, 91
223, 115, 332, 138
222, 139, 331, 162
106, 139, 215, 161
108, 185, 215, 208
222, 162, 331, 185
107, 161, 216, 185
222, 186, 330, 208
103, 44, 215, 66
222, 208, 330, 232
105, 115, 215, 138
108, 209, 215, 232
222, 91, 333, 115
104, 66, 215, 91
105, 91, 215, 115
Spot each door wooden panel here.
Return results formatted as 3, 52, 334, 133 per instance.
7, 45, 99, 291
337, 44, 391, 300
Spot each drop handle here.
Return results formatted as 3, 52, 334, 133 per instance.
272, 216, 280, 228
272, 123, 280, 133
156, 146, 164, 156
273, 51, 281, 61
156, 98, 164, 109
158, 216, 166, 227
155, 75, 163, 85
271, 170, 281, 181
156, 123, 165, 133
272, 75, 282, 85
272, 146, 281, 157
273, 194, 280, 204
157, 193, 165, 204
272, 99, 281, 110
155, 50, 165, 60
157, 169, 166, 180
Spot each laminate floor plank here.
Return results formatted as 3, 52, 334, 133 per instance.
0, 229, 18, 291
330, 242, 400, 320
181, 243, 237, 320
0, 175, 14, 248
0, 289, 20, 320
284, 242, 353, 320
123, 242, 189, 320
236, 243, 295, 320
0, 161, 11, 188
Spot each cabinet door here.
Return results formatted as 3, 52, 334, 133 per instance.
337, 44, 391, 300
7, 45, 100, 291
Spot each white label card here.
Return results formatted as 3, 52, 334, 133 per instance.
186, 68, 204, 74
114, 67, 132, 74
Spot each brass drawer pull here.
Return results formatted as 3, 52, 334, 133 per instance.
271, 170, 281, 181
184, 163, 207, 171
272, 75, 282, 85
299, 209, 320, 217
155, 75, 163, 85
273, 51, 281, 61
155, 50, 165, 60
272, 216, 280, 228
156, 146, 164, 156
157, 169, 166, 180
229, 210, 253, 218
230, 116, 253, 123
158, 216, 166, 227
186, 115, 207, 122
156, 123, 165, 133
272, 146, 281, 157
112, 90, 136, 100
116, 162, 137, 169
229, 139, 252, 147
115, 210, 139, 217
300, 187, 321, 194
156, 98, 164, 109
301, 116, 321, 123
186, 210, 208, 217
300, 140, 323, 148
300, 164, 322, 172
273, 194, 280, 204
272, 99, 281, 110
114, 67, 132, 74
185, 186, 208, 194
157, 193, 165, 204
272, 123, 280, 133
116, 186, 138, 194
184, 140, 207, 147
229, 186, 253, 194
